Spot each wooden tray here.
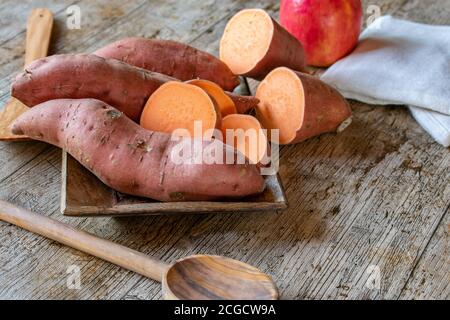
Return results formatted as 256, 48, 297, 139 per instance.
61, 151, 288, 217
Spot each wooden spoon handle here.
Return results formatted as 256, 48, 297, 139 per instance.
0, 200, 169, 282
24, 8, 53, 67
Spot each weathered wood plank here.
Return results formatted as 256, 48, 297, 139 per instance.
0, 0, 73, 42
0, 145, 209, 299
399, 211, 449, 300
0, 0, 284, 300
128, 0, 450, 300
127, 101, 450, 299
395, 0, 450, 25
0, 0, 448, 300
0, 0, 150, 210
0, 0, 148, 103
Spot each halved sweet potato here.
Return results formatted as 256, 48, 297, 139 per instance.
187, 79, 237, 117
140, 81, 221, 139
255, 67, 352, 144
220, 9, 307, 80
221, 114, 268, 165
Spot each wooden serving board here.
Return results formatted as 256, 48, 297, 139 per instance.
61, 151, 287, 217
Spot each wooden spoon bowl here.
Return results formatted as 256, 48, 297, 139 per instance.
162, 255, 278, 300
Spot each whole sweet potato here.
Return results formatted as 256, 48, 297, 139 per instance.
12, 54, 171, 122
12, 54, 257, 121
11, 99, 265, 201
94, 38, 240, 91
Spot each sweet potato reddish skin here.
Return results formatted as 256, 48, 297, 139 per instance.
227, 93, 260, 114
11, 54, 256, 120
11, 99, 265, 201
11, 54, 175, 122
94, 37, 240, 91
291, 72, 352, 143
248, 17, 307, 80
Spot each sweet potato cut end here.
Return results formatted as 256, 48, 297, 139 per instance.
220, 9, 273, 75
255, 67, 304, 144
221, 114, 268, 165
187, 79, 237, 117
140, 81, 220, 139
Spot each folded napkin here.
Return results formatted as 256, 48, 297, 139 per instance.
321, 15, 450, 147
410, 106, 450, 147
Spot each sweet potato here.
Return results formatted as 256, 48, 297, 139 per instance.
11, 54, 258, 121
221, 114, 268, 165
220, 9, 307, 80
187, 79, 237, 117
11, 99, 265, 201
94, 37, 240, 91
140, 81, 221, 139
227, 93, 260, 114
11, 54, 172, 122
255, 67, 352, 144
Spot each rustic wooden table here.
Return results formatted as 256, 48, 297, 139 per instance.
0, 0, 448, 300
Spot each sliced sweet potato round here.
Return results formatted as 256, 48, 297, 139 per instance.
255, 67, 352, 144
220, 9, 306, 80
140, 81, 221, 139
187, 79, 237, 117
221, 114, 268, 165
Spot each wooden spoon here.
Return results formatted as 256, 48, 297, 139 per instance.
0, 200, 278, 300
0, 8, 53, 141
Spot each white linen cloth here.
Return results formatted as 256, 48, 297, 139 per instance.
321, 15, 450, 147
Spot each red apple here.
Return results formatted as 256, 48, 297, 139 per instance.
280, 0, 362, 67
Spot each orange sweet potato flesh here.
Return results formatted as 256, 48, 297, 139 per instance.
221, 114, 268, 165
187, 79, 237, 117
11, 99, 265, 201
220, 9, 307, 80
140, 82, 221, 139
256, 67, 352, 145
94, 37, 240, 91
11, 54, 257, 121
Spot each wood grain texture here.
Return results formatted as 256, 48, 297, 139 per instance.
162, 255, 278, 300
0, 8, 53, 140
399, 211, 449, 300
1, 201, 278, 300
0, 0, 449, 300
0, 200, 169, 282
24, 8, 53, 66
